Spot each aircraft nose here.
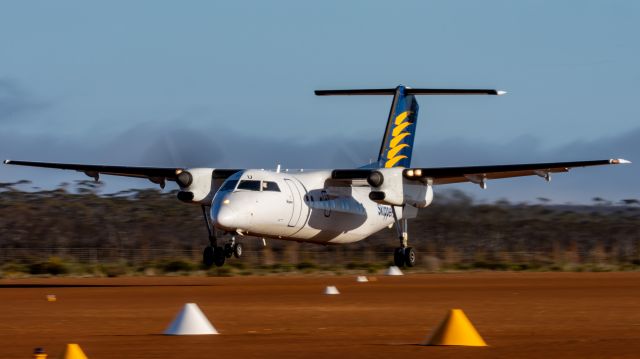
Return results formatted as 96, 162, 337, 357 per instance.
213, 205, 238, 230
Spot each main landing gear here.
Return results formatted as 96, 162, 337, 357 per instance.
391, 207, 416, 268
201, 206, 242, 268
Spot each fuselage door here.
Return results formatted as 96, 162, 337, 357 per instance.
284, 178, 302, 227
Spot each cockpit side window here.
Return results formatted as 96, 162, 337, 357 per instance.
219, 179, 238, 192
262, 181, 280, 192
237, 180, 261, 191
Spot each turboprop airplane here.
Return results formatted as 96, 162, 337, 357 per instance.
3, 85, 631, 268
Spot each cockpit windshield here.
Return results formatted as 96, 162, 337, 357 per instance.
237, 180, 261, 191
219, 179, 238, 192
219, 179, 282, 192
262, 181, 280, 192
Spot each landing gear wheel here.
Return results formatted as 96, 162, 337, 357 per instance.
233, 242, 243, 258
203, 246, 214, 268
223, 243, 234, 258
393, 247, 405, 267
213, 246, 226, 267
404, 247, 416, 267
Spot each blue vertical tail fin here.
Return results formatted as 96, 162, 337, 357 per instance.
377, 86, 418, 168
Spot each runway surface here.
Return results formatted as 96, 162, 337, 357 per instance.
1, 272, 639, 358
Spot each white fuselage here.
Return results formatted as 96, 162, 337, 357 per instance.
210, 169, 410, 244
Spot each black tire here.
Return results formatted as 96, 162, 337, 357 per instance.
393, 247, 405, 267
233, 242, 243, 259
223, 243, 233, 258
203, 246, 214, 268
404, 247, 416, 267
213, 246, 226, 267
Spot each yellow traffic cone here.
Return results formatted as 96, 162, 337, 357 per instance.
33, 347, 47, 359
424, 309, 487, 346
58, 344, 88, 359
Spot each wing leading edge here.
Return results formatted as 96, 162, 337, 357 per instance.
5, 158, 631, 189
332, 159, 630, 188
3, 160, 241, 188
406, 159, 631, 187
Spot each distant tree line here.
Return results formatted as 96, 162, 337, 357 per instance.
0, 180, 638, 270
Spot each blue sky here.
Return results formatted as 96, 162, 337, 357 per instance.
0, 1, 637, 203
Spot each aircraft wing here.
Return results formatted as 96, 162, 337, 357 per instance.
405, 159, 631, 187
332, 158, 630, 188
3, 159, 241, 188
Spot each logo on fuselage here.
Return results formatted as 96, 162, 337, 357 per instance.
377, 204, 393, 219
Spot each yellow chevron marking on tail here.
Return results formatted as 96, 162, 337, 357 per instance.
384, 111, 413, 168
392, 122, 412, 137
390, 132, 410, 148
394, 111, 411, 125
387, 144, 409, 160
385, 155, 408, 168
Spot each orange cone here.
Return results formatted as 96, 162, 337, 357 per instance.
424, 309, 487, 346
33, 347, 47, 359
58, 344, 88, 359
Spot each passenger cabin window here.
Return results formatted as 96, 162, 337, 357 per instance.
219, 180, 238, 192
237, 180, 261, 191
262, 181, 280, 192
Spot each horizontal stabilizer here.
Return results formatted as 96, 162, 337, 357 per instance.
315, 89, 396, 96
315, 88, 505, 96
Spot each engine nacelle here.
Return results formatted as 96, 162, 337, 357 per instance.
403, 181, 433, 208
368, 168, 404, 206
367, 168, 433, 208
175, 168, 216, 204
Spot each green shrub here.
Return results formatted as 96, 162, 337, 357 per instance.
296, 261, 317, 270
228, 262, 246, 270
99, 262, 129, 277
472, 261, 509, 271
28, 257, 69, 275
343, 262, 384, 273
618, 263, 640, 271
366, 266, 379, 274
208, 267, 232, 277
155, 259, 196, 273
1, 262, 29, 274
262, 263, 294, 273
584, 263, 613, 272
447, 263, 472, 270
345, 262, 368, 270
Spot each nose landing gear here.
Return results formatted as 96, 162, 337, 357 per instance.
233, 242, 243, 258
391, 207, 416, 268
223, 238, 243, 259
201, 205, 243, 268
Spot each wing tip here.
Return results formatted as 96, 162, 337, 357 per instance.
497, 90, 507, 96
3, 159, 10, 165
611, 158, 631, 164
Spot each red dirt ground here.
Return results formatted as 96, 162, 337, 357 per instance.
1, 272, 639, 359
